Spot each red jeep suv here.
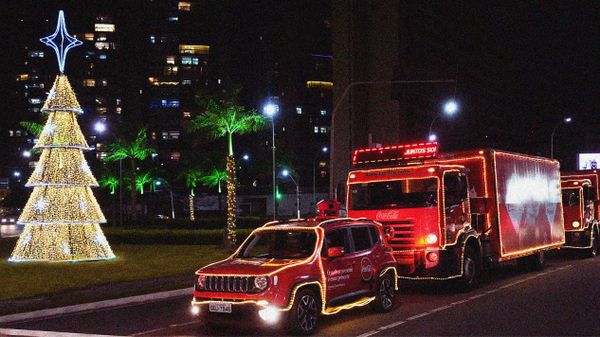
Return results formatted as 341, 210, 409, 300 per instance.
191, 218, 398, 335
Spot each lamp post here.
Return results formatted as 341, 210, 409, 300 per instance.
313, 146, 328, 206
262, 101, 279, 219
550, 117, 572, 159
94, 120, 123, 227
428, 98, 460, 141
282, 169, 300, 219
329, 79, 456, 198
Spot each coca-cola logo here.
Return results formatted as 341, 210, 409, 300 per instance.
376, 210, 401, 221
360, 257, 373, 281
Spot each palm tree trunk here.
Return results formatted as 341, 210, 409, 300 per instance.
130, 159, 137, 224
189, 192, 195, 221
225, 154, 237, 251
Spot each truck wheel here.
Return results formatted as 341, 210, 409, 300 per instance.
586, 229, 599, 258
456, 246, 478, 291
288, 289, 319, 335
372, 272, 396, 312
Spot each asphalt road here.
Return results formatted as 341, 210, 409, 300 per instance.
3, 251, 600, 336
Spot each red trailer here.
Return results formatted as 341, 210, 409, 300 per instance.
560, 170, 600, 256
346, 142, 565, 289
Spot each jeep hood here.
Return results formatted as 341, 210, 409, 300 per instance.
198, 258, 304, 275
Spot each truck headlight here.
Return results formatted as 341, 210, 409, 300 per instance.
254, 276, 269, 291
572, 221, 581, 228
426, 233, 438, 245
196, 275, 206, 289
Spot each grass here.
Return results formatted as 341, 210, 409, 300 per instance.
0, 239, 230, 302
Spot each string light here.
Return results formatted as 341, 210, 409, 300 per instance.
226, 155, 237, 248
10, 75, 114, 262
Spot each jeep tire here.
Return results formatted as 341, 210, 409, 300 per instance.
288, 288, 319, 335
371, 272, 396, 312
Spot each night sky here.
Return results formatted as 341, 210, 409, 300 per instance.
0, 1, 598, 170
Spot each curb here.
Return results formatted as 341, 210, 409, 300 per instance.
0, 287, 193, 325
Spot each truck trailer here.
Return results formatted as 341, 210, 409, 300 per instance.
346, 142, 565, 289
560, 170, 600, 256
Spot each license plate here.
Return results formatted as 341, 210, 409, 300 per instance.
208, 302, 232, 313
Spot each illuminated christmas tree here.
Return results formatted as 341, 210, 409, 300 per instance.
9, 11, 114, 262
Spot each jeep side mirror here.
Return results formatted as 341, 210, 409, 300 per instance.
327, 246, 345, 258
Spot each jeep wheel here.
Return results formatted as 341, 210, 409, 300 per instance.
288, 289, 319, 335
372, 272, 396, 312
456, 246, 478, 291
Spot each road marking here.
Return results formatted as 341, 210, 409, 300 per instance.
132, 320, 202, 336
0, 328, 124, 337
357, 263, 576, 337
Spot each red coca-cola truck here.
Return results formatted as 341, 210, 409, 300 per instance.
346, 142, 565, 289
560, 170, 600, 256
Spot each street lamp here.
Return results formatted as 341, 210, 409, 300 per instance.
550, 117, 573, 159
428, 99, 460, 142
313, 146, 328, 206
281, 169, 300, 219
22, 150, 31, 158
242, 154, 250, 161
263, 101, 279, 219
94, 121, 107, 133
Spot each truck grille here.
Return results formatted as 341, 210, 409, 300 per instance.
200, 275, 255, 293
383, 220, 416, 251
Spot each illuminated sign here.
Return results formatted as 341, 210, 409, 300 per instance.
179, 44, 210, 55
352, 142, 439, 166
578, 153, 600, 170
94, 24, 115, 32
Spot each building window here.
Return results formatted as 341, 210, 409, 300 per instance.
83, 79, 96, 87
181, 56, 199, 65
84, 33, 94, 41
116, 98, 122, 105
170, 152, 181, 160
99, 79, 108, 86
149, 35, 156, 44
183, 111, 191, 118
28, 51, 44, 58
166, 56, 176, 65
28, 98, 41, 105
296, 107, 303, 114
320, 127, 328, 133
306, 80, 333, 89
116, 107, 122, 114
168, 16, 179, 22
96, 107, 107, 114
182, 79, 192, 85
95, 42, 110, 50
164, 66, 178, 75
94, 23, 115, 32
17, 74, 29, 81
314, 126, 319, 133
98, 54, 107, 60
320, 109, 327, 116
179, 44, 210, 55
178, 2, 192, 11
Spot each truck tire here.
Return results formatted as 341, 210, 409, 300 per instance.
456, 246, 478, 291
371, 272, 396, 312
288, 288, 319, 335
585, 228, 599, 258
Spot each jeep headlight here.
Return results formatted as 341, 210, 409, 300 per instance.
254, 275, 269, 291
572, 221, 581, 228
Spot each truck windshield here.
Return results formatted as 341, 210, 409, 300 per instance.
350, 178, 438, 210
562, 189, 580, 206
238, 230, 317, 259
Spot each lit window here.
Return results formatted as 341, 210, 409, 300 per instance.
183, 111, 191, 118
168, 16, 179, 22
95, 23, 115, 32
182, 79, 192, 85
95, 42, 110, 50
96, 107, 107, 114
162, 131, 169, 139
179, 44, 210, 55
171, 152, 181, 160
296, 107, 302, 114
17, 74, 29, 81
97, 152, 107, 159
98, 54, 107, 60
116, 98, 121, 105
306, 81, 333, 89
28, 98, 41, 104
83, 79, 96, 87
314, 127, 319, 133
166, 56, 176, 65
164, 66, 178, 75
320, 127, 328, 133
96, 35, 107, 42
8, 130, 14, 137
320, 109, 327, 116
84, 33, 94, 41
100, 79, 108, 86
116, 107, 122, 114
149, 35, 156, 44
169, 131, 180, 139
15, 130, 22, 137
28, 51, 44, 58
178, 2, 192, 11
181, 56, 199, 65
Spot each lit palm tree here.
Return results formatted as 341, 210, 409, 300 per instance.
19, 121, 45, 137
200, 168, 227, 211
190, 100, 264, 250
135, 171, 153, 195
99, 173, 119, 195
179, 166, 203, 221
103, 128, 155, 222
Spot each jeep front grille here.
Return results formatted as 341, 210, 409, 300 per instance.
200, 275, 256, 293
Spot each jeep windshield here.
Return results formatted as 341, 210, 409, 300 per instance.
350, 178, 438, 210
237, 229, 317, 259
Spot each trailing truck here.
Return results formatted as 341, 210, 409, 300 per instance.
346, 142, 565, 288
560, 170, 600, 256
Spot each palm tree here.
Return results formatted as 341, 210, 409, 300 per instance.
200, 168, 227, 211
19, 121, 45, 137
135, 171, 153, 195
99, 173, 119, 195
103, 128, 155, 222
179, 166, 203, 221
190, 100, 264, 250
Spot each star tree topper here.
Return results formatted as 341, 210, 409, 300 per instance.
40, 10, 82, 73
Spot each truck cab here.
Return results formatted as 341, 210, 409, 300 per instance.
561, 171, 600, 256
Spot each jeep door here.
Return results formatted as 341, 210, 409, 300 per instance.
322, 227, 359, 304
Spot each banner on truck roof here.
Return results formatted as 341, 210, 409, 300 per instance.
578, 153, 600, 170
